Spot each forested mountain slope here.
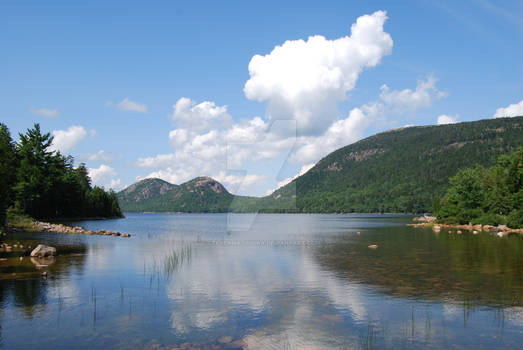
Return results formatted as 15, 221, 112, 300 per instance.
267, 116, 523, 213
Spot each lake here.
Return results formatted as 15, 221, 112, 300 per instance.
1, 213, 522, 349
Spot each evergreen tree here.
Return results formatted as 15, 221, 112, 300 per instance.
0, 123, 18, 226
13, 124, 62, 217
5, 123, 123, 220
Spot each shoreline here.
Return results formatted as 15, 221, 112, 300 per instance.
408, 217, 523, 237
6, 216, 131, 238
41, 215, 125, 222
123, 211, 417, 215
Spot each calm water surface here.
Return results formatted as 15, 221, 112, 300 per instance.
0, 213, 522, 349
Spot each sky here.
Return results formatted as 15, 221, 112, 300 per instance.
1, 0, 522, 196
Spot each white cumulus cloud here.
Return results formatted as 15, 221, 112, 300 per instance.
292, 103, 380, 164
171, 97, 232, 132
30, 107, 60, 118
106, 97, 148, 113
130, 12, 451, 196
88, 164, 116, 186
244, 10, 393, 135
437, 114, 459, 125
135, 75, 447, 195
136, 98, 292, 189
49, 125, 87, 153
273, 163, 315, 194
214, 172, 265, 193
492, 99, 523, 118
108, 178, 122, 190
379, 76, 447, 114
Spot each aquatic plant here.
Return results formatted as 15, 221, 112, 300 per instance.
148, 243, 192, 280
359, 324, 376, 350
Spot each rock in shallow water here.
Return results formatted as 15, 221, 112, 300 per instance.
30, 244, 57, 258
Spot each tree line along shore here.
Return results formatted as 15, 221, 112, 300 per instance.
0, 123, 123, 235
432, 147, 522, 229
409, 147, 522, 233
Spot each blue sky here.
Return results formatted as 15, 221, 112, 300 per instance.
1, 0, 522, 196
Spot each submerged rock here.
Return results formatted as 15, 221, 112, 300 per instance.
30, 244, 57, 258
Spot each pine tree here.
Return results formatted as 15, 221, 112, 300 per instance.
0, 123, 18, 226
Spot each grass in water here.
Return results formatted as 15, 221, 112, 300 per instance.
148, 243, 192, 280
360, 324, 376, 350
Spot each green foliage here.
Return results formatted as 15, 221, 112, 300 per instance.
0, 123, 122, 222
0, 123, 18, 226
431, 195, 441, 217
472, 213, 506, 226
438, 147, 523, 227
14, 124, 65, 217
6, 207, 39, 231
507, 209, 523, 228
438, 167, 486, 223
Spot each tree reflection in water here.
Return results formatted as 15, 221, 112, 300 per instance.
0, 244, 87, 319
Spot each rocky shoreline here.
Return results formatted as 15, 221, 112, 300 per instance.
408, 216, 523, 237
8, 220, 131, 238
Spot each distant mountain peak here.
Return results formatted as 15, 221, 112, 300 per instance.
117, 176, 233, 212
184, 176, 228, 194
120, 177, 177, 202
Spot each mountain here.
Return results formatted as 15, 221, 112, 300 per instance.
117, 178, 177, 206
266, 116, 523, 213
118, 116, 523, 213
118, 176, 236, 212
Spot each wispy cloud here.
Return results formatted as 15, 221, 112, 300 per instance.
105, 97, 148, 113
472, 0, 523, 29
81, 150, 114, 163
30, 107, 60, 118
